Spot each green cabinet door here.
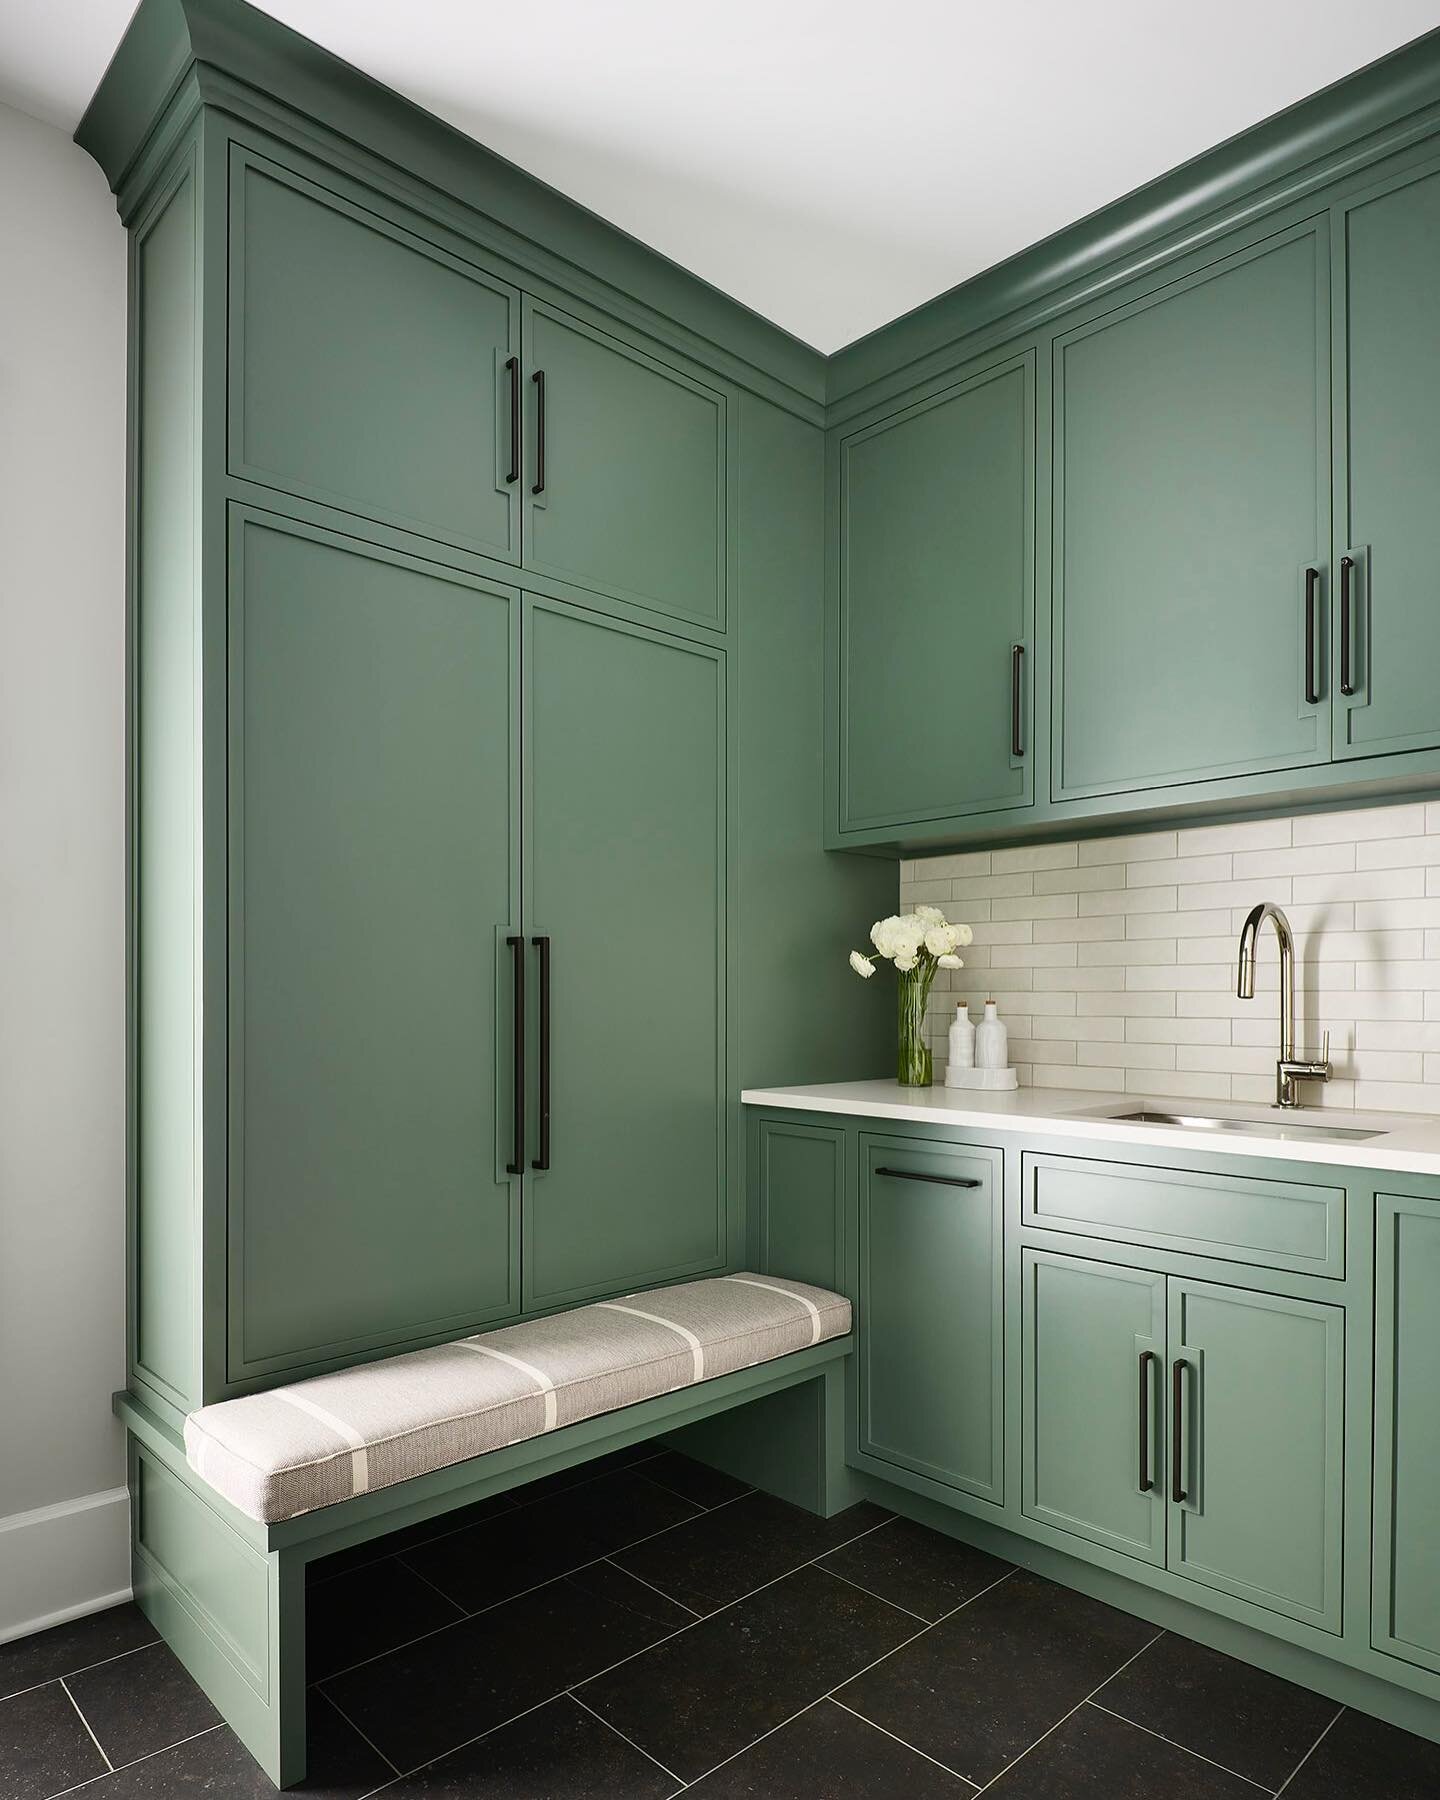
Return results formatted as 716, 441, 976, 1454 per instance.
858, 1139, 1003, 1504
754, 1118, 846, 1295
1372, 1195, 1440, 1674
522, 598, 726, 1308
1022, 1249, 1166, 1564
1335, 162, 1440, 758
836, 354, 1034, 833
522, 298, 728, 630
1053, 223, 1330, 799
230, 152, 520, 562
227, 511, 522, 1382
1167, 1277, 1343, 1633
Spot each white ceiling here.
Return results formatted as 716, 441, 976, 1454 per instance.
4, 1, 1437, 351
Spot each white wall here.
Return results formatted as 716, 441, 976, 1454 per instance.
0, 99, 129, 1639
902, 798, 1440, 1110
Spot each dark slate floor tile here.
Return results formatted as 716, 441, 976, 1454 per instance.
308, 1492, 519, 1584
612, 1491, 892, 1613
1284, 1706, 1440, 1800
402, 1468, 702, 1612
986, 1702, 1261, 1798
0, 1682, 108, 1800
66, 1638, 220, 1769
307, 1555, 464, 1680
1095, 1630, 1339, 1789
640, 1451, 753, 1511
836, 1570, 1154, 1785
513, 1444, 662, 1504
95, 1695, 392, 1798
322, 1560, 691, 1774
687, 1696, 976, 1797
818, 1517, 1013, 1622
382, 1694, 678, 1797
0, 1604, 158, 1701
575, 1563, 918, 1784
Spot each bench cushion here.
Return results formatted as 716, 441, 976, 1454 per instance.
184, 1274, 849, 1523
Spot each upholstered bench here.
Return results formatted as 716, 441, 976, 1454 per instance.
116, 1274, 855, 1788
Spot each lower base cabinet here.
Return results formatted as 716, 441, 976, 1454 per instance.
1023, 1248, 1344, 1634
857, 1137, 1003, 1505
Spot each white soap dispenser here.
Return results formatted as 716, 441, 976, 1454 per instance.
947, 1001, 976, 1073
976, 999, 1009, 1071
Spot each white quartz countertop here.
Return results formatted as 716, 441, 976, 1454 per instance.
739, 1080, 1440, 1180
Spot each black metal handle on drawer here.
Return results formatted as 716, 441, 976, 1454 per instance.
1171, 1357, 1190, 1504
531, 368, 546, 495
505, 355, 520, 484
506, 935, 525, 1174
1303, 567, 1321, 706
531, 935, 551, 1171
874, 1166, 982, 1189
1340, 555, 1356, 696
1138, 1350, 1156, 1493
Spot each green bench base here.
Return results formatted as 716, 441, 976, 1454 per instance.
116, 1336, 856, 1788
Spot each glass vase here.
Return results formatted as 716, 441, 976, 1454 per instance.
897, 967, 935, 1087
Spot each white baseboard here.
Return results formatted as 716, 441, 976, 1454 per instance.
0, 1486, 131, 1644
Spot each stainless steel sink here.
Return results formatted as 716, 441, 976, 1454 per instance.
1102, 1109, 1385, 1143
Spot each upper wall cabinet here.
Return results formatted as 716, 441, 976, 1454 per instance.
523, 297, 729, 630
1335, 159, 1440, 761
834, 353, 1034, 835
1053, 223, 1330, 801
230, 153, 521, 564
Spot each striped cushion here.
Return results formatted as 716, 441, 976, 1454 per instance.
184, 1274, 849, 1524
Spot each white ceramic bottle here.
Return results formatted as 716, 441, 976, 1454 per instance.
975, 999, 1008, 1071
947, 1001, 975, 1071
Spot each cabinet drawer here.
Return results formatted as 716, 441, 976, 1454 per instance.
1021, 1153, 1344, 1278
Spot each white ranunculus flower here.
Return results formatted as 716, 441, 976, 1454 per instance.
849, 950, 876, 978
913, 904, 948, 927
893, 951, 918, 971
937, 953, 964, 969
924, 924, 963, 957
951, 921, 974, 947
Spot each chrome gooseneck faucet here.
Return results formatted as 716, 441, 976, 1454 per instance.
1236, 901, 1331, 1108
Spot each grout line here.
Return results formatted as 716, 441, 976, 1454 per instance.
819, 1566, 931, 1625
676, 1694, 830, 1789
353, 1693, 570, 1799
1, 1641, 157, 1711
600, 1558, 702, 1619
569, 1690, 688, 1786
314, 1684, 404, 1777
1084, 1699, 1275, 1792
396, 1558, 470, 1618
1274, 1705, 1345, 1797
829, 1697, 982, 1790
59, 1678, 113, 1774
970, 1627, 1166, 1795
44, 1724, 227, 1800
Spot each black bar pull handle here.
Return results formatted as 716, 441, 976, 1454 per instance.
1138, 1350, 1157, 1493
531, 936, 551, 1171
531, 368, 546, 496
1171, 1357, 1190, 1504
1340, 555, 1356, 696
1011, 643, 1025, 758
1303, 567, 1321, 706
504, 355, 520, 485
875, 1166, 982, 1190
506, 935, 525, 1174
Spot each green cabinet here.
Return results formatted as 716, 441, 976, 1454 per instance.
857, 1137, 1003, 1504
1335, 160, 1440, 759
1372, 1195, 1440, 1675
230, 152, 521, 564
1022, 1249, 1343, 1633
1053, 223, 1330, 799
1022, 1250, 1166, 1565
226, 511, 522, 1380
522, 600, 726, 1308
835, 354, 1034, 833
523, 298, 728, 630
753, 1118, 846, 1295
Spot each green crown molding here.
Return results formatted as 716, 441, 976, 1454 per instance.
827, 27, 1440, 410
75, 0, 826, 415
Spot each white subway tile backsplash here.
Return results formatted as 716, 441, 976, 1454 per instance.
903, 796, 1440, 1113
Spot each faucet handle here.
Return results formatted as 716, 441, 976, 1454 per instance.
1319, 1029, 1330, 1066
